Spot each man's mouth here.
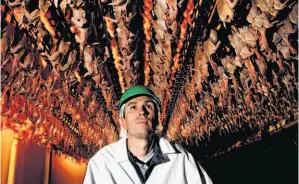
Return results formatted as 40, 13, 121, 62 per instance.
136, 119, 148, 123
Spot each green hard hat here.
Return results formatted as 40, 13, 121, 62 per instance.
119, 85, 161, 110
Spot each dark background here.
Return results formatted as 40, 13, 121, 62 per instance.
192, 124, 298, 184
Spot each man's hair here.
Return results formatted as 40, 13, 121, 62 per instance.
119, 104, 126, 118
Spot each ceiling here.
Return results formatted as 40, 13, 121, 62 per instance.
1, 0, 298, 159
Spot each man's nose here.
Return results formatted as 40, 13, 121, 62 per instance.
139, 105, 149, 116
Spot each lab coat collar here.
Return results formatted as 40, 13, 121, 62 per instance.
111, 136, 177, 163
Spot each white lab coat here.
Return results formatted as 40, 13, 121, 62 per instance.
83, 137, 213, 184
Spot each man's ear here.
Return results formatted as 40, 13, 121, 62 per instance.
119, 117, 127, 130
119, 117, 128, 138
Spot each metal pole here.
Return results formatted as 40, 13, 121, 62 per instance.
7, 133, 19, 184
43, 143, 52, 184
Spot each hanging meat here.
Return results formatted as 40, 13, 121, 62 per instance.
1, 0, 297, 160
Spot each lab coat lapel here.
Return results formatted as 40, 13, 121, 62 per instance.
145, 138, 179, 183
108, 137, 177, 184
109, 137, 142, 184
119, 161, 142, 184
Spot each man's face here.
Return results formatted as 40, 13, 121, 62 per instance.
122, 96, 157, 139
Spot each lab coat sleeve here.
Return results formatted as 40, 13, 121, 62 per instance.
83, 157, 116, 184
184, 152, 213, 184
196, 162, 213, 184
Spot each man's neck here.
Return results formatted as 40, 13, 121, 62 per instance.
127, 135, 155, 160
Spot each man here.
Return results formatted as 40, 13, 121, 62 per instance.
83, 86, 213, 184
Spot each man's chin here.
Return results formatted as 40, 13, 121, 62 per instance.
130, 131, 154, 139
135, 132, 149, 139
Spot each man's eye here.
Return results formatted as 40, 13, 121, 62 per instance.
146, 105, 153, 109
130, 106, 136, 110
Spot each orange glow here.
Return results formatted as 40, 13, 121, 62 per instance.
22, 118, 33, 130
144, 41, 151, 86
142, 0, 152, 86
235, 141, 242, 148
168, 0, 177, 10
40, 11, 56, 37
2, 133, 48, 183
13, 94, 26, 109
7, 134, 19, 184
51, 150, 87, 183
75, 114, 81, 121
143, 18, 151, 40
104, 16, 116, 38
170, 0, 194, 79
103, 123, 117, 144
1, 93, 8, 114
142, 0, 152, 41
1, 116, 11, 129
162, 0, 195, 121
43, 144, 51, 184
70, 26, 77, 34
1, 129, 14, 184
74, 70, 82, 83
5, 13, 11, 23
111, 39, 125, 92
2, 94, 75, 145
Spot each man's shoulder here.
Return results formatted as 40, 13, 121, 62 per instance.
159, 137, 191, 156
161, 138, 197, 163
171, 142, 191, 156
89, 145, 110, 163
90, 138, 126, 162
